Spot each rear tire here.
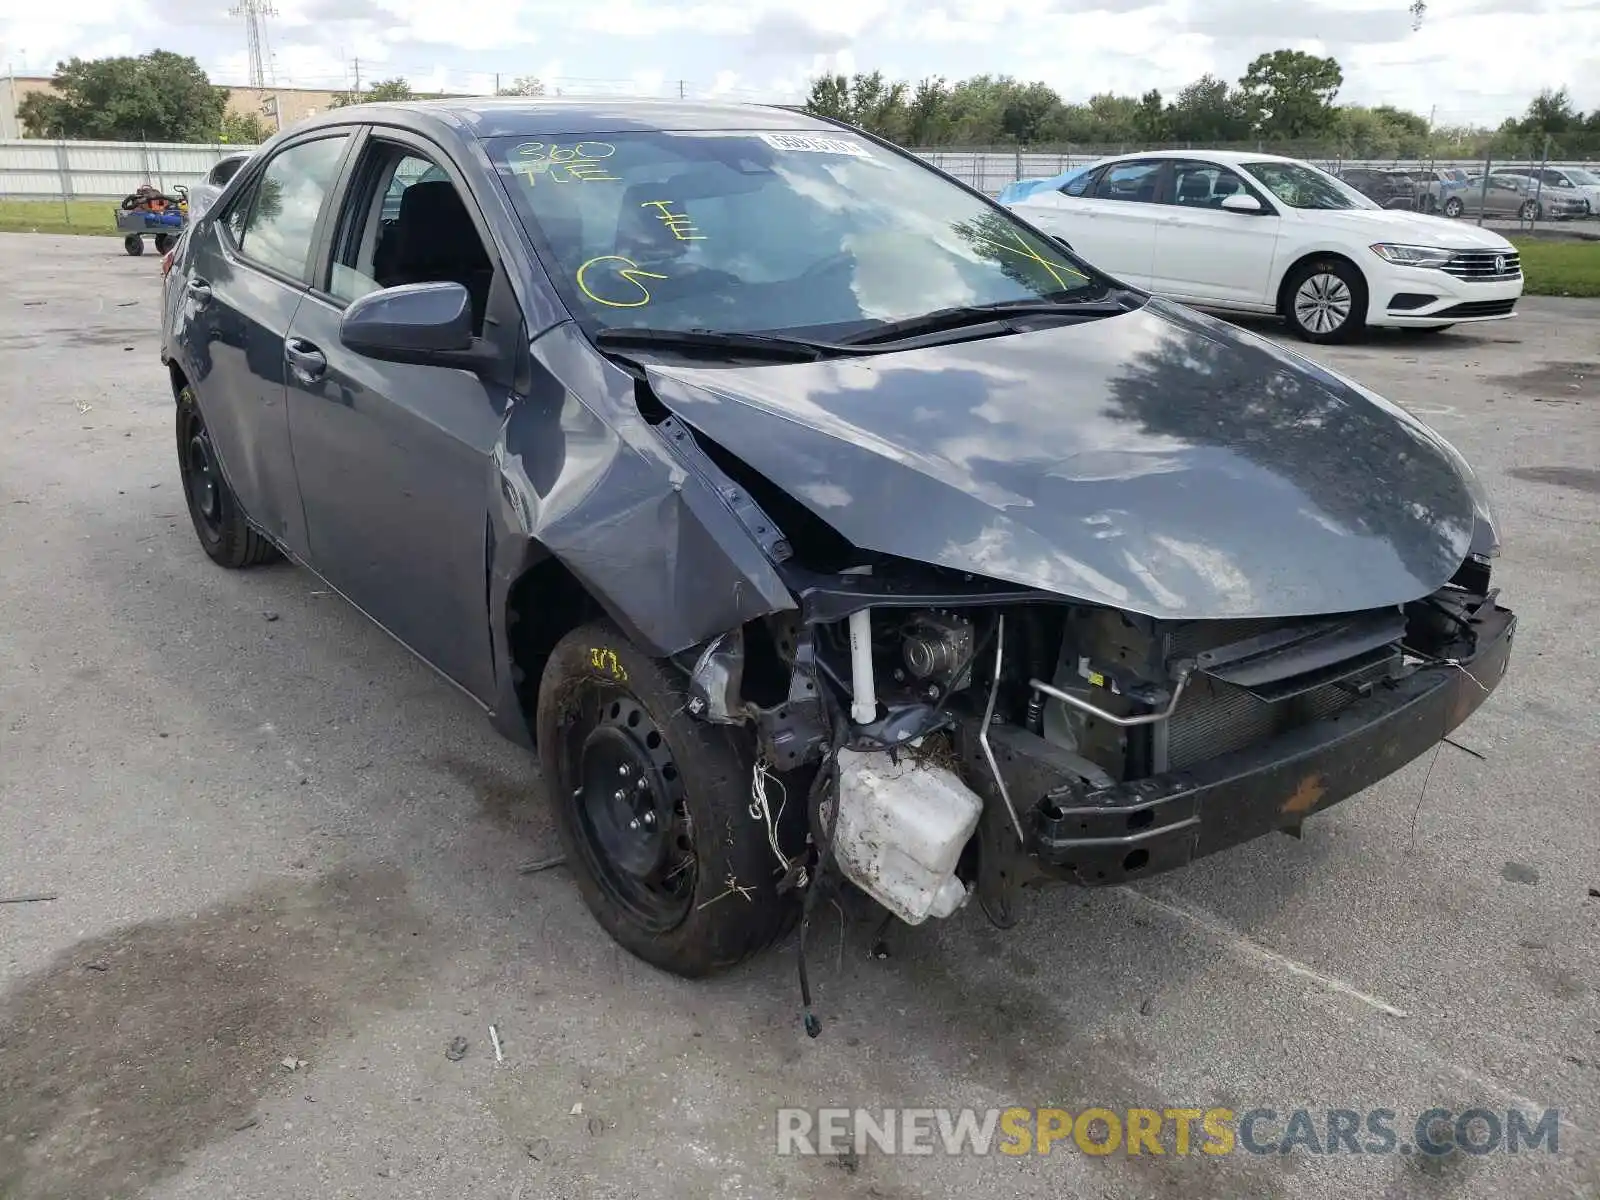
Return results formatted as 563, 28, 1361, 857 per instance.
154, 232, 174, 254
1443, 197, 1464, 218
536, 622, 797, 977
1282, 258, 1366, 344
1519, 200, 1539, 221
176, 385, 279, 568
124, 234, 144, 256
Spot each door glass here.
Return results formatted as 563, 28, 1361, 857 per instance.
1168, 163, 1252, 209
237, 135, 351, 283
1094, 161, 1162, 203
1061, 168, 1100, 197
330, 146, 495, 333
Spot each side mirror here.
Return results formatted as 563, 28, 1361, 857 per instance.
1220, 193, 1264, 214
340, 281, 494, 372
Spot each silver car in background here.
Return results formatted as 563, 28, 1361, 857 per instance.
1451, 172, 1588, 220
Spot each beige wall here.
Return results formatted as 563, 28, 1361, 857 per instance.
1, 76, 345, 140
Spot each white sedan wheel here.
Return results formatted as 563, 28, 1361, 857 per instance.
1293, 272, 1353, 336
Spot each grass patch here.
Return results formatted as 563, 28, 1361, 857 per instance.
0, 199, 122, 235
1511, 237, 1600, 298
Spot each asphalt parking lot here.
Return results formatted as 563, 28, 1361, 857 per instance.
1, 233, 1597, 1200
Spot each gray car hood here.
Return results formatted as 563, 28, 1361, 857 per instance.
642, 301, 1480, 620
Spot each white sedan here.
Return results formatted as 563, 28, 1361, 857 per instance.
1003, 150, 1524, 343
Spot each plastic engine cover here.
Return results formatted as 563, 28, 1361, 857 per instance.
831, 748, 981, 925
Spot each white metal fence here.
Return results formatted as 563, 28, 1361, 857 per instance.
0, 139, 261, 202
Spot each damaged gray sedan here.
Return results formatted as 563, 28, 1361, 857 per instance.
160, 99, 1515, 1002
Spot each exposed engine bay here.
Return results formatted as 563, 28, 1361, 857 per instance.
682, 551, 1514, 936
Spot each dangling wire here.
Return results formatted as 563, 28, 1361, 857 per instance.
751, 757, 802, 886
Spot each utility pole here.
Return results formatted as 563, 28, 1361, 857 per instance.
353, 56, 361, 96
229, 0, 278, 89
495, 72, 500, 94
679, 79, 685, 100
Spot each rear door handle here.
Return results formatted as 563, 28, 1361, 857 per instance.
285, 337, 327, 383
186, 279, 212, 304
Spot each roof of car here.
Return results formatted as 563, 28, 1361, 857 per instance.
295, 98, 841, 140
1083, 149, 1312, 167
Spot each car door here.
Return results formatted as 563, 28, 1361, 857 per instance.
1148, 161, 1281, 308
1069, 159, 1165, 286
282, 129, 520, 700
175, 131, 356, 557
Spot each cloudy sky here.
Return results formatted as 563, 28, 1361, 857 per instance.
2, 0, 1597, 125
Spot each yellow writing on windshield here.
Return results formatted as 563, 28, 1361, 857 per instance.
640, 200, 705, 241
967, 227, 1084, 292
577, 255, 668, 308
509, 141, 619, 186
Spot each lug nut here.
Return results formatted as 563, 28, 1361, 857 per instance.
613, 789, 626, 803
618, 764, 631, 778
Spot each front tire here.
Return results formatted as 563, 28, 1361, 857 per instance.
536, 622, 796, 977
176, 385, 279, 568
1283, 258, 1366, 344
124, 234, 144, 256
1443, 197, 1464, 218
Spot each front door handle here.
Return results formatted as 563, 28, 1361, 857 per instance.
186, 279, 212, 304
285, 337, 327, 383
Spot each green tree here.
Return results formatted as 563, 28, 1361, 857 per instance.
1238, 50, 1343, 139
18, 51, 226, 141
1132, 89, 1168, 143
329, 77, 415, 108
219, 108, 271, 145
497, 75, 546, 96
800, 71, 909, 140
1167, 74, 1254, 142
905, 77, 950, 145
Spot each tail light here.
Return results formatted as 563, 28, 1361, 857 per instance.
161, 248, 176, 278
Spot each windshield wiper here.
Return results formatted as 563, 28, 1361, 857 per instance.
594, 326, 867, 362
837, 292, 1138, 346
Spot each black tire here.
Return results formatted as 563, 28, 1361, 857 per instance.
536, 621, 796, 977
1282, 257, 1367, 344
124, 234, 144, 256
1519, 200, 1539, 221
154, 232, 174, 254
175, 385, 279, 568
1443, 197, 1464, 218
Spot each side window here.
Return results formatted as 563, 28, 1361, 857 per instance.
211, 156, 245, 187
223, 183, 255, 243
1168, 162, 1255, 208
1093, 161, 1163, 203
1543, 170, 1568, 187
329, 144, 495, 334
1061, 167, 1100, 197
235, 135, 351, 283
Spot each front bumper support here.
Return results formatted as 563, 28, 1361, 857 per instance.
1012, 605, 1515, 886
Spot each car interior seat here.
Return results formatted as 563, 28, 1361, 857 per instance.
381, 180, 494, 331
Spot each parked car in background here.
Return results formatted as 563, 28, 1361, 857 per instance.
1396, 167, 1474, 214
1337, 167, 1419, 209
1494, 165, 1600, 216
187, 151, 253, 221
1004, 150, 1523, 342
158, 101, 1514, 982
1453, 173, 1587, 220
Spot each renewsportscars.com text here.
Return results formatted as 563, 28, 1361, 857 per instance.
776, 1106, 1561, 1158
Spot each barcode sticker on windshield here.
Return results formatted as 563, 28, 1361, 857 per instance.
760, 133, 871, 157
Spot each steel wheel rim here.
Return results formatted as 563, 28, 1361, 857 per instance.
564, 688, 696, 932
182, 413, 223, 537
1294, 273, 1352, 335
